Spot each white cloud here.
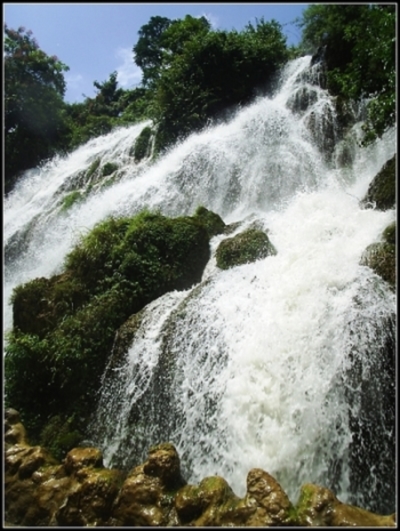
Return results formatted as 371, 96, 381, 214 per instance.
200, 12, 219, 29
115, 47, 142, 88
65, 73, 83, 89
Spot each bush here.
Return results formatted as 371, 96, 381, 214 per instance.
5, 209, 223, 442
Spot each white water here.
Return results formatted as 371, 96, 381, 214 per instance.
4, 56, 396, 512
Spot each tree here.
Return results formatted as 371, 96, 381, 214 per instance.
133, 15, 173, 87
4, 25, 70, 191
298, 5, 395, 142
152, 18, 289, 150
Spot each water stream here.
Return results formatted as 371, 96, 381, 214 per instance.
4, 56, 396, 513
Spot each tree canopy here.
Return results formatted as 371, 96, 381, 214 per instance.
298, 4, 396, 142
4, 24, 70, 190
133, 16, 289, 151
4, 9, 396, 190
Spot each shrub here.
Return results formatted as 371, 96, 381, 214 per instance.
5, 209, 221, 442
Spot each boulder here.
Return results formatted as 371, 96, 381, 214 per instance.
361, 155, 396, 210
216, 227, 277, 270
360, 221, 396, 289
4, 411, 396, 527
295, 483, 396, 527
110, 443, 185, 526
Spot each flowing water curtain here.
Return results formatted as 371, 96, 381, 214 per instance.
4, 56, 396, 513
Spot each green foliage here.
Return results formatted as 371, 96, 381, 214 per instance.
4, 25, 70, 191
40, 415, 83, 461
298, 5, 395, 143
133, 16, 174, 86
148, 18, 289, 151
5, 209, 220, 441
194, 206, 226, 238
61, 191, 83, 211
216, 228, 277, 270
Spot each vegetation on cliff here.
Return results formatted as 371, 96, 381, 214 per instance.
5, 5, 395, 190
297, 4, 395, 144
4, 208, 225, 452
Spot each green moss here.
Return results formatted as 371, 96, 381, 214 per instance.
61, 191, 83, 212
362, 155, 396, 211
5, 209, 220, 442
194, 206, 226, 238
40, 415, 82, 461
133, 126, 153, 162
101, 162, 119, 177
360, 241, 396, 288
86, 158, 101, 179
216, 227, 277, 270
382, 221, 396, 244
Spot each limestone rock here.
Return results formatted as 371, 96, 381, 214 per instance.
244, 468, 295, 526
216, 227, 277, 270
64, 447, 104, 475
361, 155, 396, 211
4, 411, 397, 527
360, 238, 396, 289
5, 408, 28, 446
110, 443, 185, 526
296, 483, 396, 527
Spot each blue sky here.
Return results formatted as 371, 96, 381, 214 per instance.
4, 3, 308, 103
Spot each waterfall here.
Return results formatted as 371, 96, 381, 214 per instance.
4, 56, 396, 514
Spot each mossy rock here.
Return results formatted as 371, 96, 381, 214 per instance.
382, 221, 396, 245
5, 209, 220, 443
61, 191, 83, 212
86, 158, 101, 179
361, 155, 396, 210
193, 206, 226, 238
216, 227, 277, 270
40, 415, 83, 462
133, 126, 153, 162
295, 483, 396, 527
101, 162, 119, 177
360, 240, 395, 289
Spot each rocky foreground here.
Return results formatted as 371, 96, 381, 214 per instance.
5, 409, 395, 527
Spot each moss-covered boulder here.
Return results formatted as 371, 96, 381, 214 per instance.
110, 443, 185, 526
133, 126, 153, 162
193, 205, 226, 238
5, 209, 221, 447
295, 483, 396, 527
216, 227, 277, 270
360, 221, 396, 289
5, 413, 396, 527
361, 155, 396, 210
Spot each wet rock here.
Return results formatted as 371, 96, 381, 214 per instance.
4, 411, 396, 527
175, 475, 241, 526
55, 467, 124, 526
360, 242, 395, 288
296, 483, 396, 527
64, 447, 104, 475
216, 227, 277, 269
110, 443, 185, 526
361, 155, 396, 211
5, 408, 28, 446
244, 468, 295, 526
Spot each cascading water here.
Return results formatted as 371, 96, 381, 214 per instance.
4, 56, 396, 514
